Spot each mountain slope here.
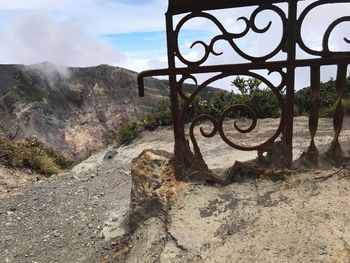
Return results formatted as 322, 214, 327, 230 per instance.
0, 63, 169, 161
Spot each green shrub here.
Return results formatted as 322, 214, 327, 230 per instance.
231, 76, 281, 118
31, 155, 62, 175
234, 89, 280, 118
118, 122, 144, 145
0, 134, 26, 167
143, 100, 173, 130
0, 133, 73, 175
22, 138, 74, 169
295, 76, 350, 117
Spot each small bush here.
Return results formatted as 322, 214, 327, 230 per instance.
235, 89, 280, 118
23, 138, 74, 169
0, 133, 73, 175
118, 122, 144, 145
295, 76, 350, 116
31, 155, 61, 175
231, 76, 281, 118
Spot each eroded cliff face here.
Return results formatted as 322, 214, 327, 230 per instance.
0, 63, 169, 161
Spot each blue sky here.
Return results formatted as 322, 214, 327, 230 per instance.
0, 0, 348, 89
100, 30, 210, 58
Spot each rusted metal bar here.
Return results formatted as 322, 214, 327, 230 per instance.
306, 66, 321, 165
168, 0, 306, 15
137, 56, 350, 96
165, 12, 189, 180
283, 1, 297, 168
327, 64, 348, 163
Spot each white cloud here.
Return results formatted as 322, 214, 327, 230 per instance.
0, 13, 125, 66
0, 0, 168, 35
73, 0, 168, 35
0, 0, 348, 85
0, 0, 60, 10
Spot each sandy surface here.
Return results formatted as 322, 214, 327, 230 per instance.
1, 116, 350, 263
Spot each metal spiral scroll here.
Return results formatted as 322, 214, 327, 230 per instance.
173, 5, 287, 66
184, 71, 285, 161
178, 70, 286, 115
190, 114, 218, 162
297, 0, 350, 56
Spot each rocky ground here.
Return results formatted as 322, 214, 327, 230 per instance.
0, 148, 131, 263
1, 116, 350, 263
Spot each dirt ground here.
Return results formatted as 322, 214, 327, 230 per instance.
1, 116, 350, 263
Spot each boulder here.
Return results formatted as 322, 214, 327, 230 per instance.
129, 149, 183, 233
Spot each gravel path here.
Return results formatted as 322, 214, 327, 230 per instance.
0, 150, 131, 263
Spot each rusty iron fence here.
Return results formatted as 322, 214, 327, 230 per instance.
137, 0, 350, 184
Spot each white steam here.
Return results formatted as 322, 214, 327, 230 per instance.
0, 13, 126, 67
28, 62, 72, 89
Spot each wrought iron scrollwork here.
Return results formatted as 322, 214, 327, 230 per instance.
185, 72, 285, 160
174, 4, 287, 66
297, 0, 350, 56
138, 0, 350, 184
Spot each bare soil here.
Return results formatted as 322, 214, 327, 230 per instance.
1, 116, 350, 263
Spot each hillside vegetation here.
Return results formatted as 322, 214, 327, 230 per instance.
295, 76, 350, 116
0, 133, 73, 175
117, 76, 350, 144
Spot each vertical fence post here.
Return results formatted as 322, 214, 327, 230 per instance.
166, 13, 180, 172
284, 0, 298, 168
327, 64, 348, 162
306, 66, 321, 165
166, 11, 190, 180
